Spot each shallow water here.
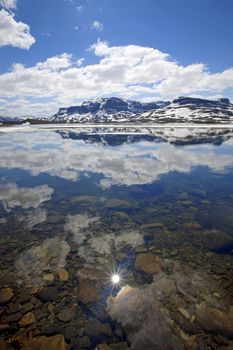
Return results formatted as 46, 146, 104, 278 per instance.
1, 128, 233, 349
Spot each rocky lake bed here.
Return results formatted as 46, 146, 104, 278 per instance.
1, 128, 233, 349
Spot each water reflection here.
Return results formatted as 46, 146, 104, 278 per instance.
0, 128, 233, 349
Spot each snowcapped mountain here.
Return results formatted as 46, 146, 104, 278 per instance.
57, 127, 233, 147
50, 96, 233, 124
136, 97, 233, 124
51, 97, 169, 123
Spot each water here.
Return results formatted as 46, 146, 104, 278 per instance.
1, 127, 233, 349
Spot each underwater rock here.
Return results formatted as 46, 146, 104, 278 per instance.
22, 334, 67, 350
56, 305, 76, 323
201, 230, 233, 253
85, 317, 112, 337
78, 277, 101, 304
0, 288, 13, 305
15, 237, 70, 286
196, 304, 233, 338
141, 222, 164, 229
135, 253, 162, 275
0, 337, 11, 350
58, 268, 69, 282
11, 328, 32, 348
105, 199, 133, 209
43, 273, 54, 282
37, 286, 59, 302
19, 312, 36, 327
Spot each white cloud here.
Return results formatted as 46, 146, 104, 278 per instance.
36, 53, 72, 71
0, 0, 17, 10
0, 132, 233, 186
91, 20, 103, 31
76, 5, 83, 12
0, 183, 54, 211
0, 9, 35, 49
0, 41, 233, 115
74, 25, 79, 31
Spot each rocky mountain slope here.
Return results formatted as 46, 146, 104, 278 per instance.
50, 96, 233, 124
51, 97, 169, 123
137, 97, 233, 124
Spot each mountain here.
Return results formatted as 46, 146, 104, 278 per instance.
51, 97, 169, 123
50, 96, 233, 124
57, 127, 233, 147
136, 97, 233, 124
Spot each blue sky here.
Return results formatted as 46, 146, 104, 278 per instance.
0, 0, 233, 116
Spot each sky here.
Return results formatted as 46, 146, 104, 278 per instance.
0, 0, 233, 117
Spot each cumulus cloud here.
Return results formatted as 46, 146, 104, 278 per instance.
0, 131, 233, 186
91, 20, 103, 31
0, 40, 233, 115
36, 53, 72, 71
0, 9, 35, 49
16, 236, 70, 286
0, 0, 17, 10
0, 183, 54, 211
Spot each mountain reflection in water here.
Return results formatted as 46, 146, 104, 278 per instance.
0, 127, 233, 349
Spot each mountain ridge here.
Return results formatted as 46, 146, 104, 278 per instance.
1, 96, 233, 124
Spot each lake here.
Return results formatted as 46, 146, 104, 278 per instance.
1, 127, 233, 349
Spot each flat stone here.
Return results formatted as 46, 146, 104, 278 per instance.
43, 274, 54, 282
4, 312, 23, 323
96, 345, 112, 350
37, 287, 59, 302
21, 302, 33, 314
64, 325, 80, 341
19, 312, 36, 327
78, 277, 101, 304
7, 303, 22, 315
23, 334, 66, 350
56, 305, 76, 323
11, 329, 32, 348
76, 336, 91, 348
135, 253, 162, 275
85, 318, 112, 337
0, 288, 13, 305
141, 222, 164, 229
196, 305, 233, 338
16, 292, 32, 304
109, 342, 129, 350
0, 337, 10, 350
41, 324, 62, 336
58, 268, 69, 282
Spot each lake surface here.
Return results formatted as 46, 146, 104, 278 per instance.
1, 127, 233, 349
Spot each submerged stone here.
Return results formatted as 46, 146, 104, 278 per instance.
135, 253, 162, 275
58, 268, 69, 282
196, 304, 233, 338
0, 288, 13, 305
18, 312, 36, 327
22, 334, 67, 350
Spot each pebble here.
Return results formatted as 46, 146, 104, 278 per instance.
58, 268, 69, 282
0, 288, 13, 305
19, 312, 36, 327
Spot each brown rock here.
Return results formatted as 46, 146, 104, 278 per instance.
0, 288, 13, 305
96, 345, 112, 350
78, 277, 101, 303
19, 312, 36, 327
23, 335, 66, 350
12, 329, 32, 348
0, 338, 10, 350
196, 305, 233, 338
58, 268, 69, 282
56, 305, 76, 323
135, 253, 162, 274
85, 318, 112, 337
109, 342, 129, 350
